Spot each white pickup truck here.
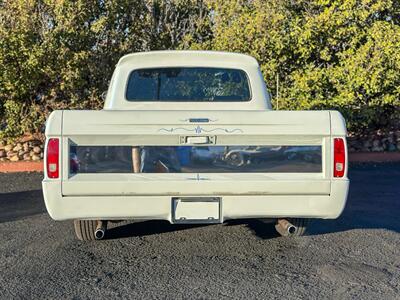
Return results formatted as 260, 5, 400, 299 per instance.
42, 51, 349, 241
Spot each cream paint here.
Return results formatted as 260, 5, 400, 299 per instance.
42, 51, 349, 222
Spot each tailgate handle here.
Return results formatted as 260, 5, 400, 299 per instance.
186, 136, 210, 144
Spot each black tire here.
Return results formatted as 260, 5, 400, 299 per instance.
275, 218, 311, 237
74, 220, 98, 241
227, 152, 245, 167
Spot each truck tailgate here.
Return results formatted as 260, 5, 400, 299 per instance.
59, 110, 333, 196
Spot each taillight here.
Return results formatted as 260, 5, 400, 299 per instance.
46, 138, 59, 179
333, 138, 345, 178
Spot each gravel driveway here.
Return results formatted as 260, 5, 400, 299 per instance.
0, 163, 399, 299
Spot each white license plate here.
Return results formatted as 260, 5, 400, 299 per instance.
172, 198, 221, 223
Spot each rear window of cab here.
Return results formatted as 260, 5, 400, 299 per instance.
125, 67, 251, 102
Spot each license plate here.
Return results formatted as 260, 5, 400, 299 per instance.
172, 197, 221, 224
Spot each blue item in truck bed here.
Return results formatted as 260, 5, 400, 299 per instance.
176, 146, 191, 166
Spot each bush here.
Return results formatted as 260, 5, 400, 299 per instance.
0, 0, 208, 139
185, 0, 400, 133
0, 0, 399, 138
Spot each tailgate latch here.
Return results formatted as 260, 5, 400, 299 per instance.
181, 136, 216, 145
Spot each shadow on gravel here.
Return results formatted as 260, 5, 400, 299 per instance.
105, 220, 208, 240
106, 219, 280, 240
309, 162, 400, 236
225, 219, 280, 239
0, 190, 45, 223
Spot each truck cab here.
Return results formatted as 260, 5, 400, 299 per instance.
104, 51, 271, 111
42, 51, 349, 241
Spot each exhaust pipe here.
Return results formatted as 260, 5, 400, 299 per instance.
95, 220, 107, 240
275, 219, 297, 237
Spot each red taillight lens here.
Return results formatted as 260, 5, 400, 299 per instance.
46, 138, 59, 179
333, 138, 345, 178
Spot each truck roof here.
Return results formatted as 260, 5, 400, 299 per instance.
104, 50, 271, 111
117, 51, 259, 69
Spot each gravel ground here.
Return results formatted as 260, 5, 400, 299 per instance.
0, 163, 399, 299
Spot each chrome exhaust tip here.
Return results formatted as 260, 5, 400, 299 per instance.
95, 220, 107, 240
275, 219, 297, 237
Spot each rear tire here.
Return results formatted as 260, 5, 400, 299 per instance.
74, 220, 98, 241
276, 218, 310, 237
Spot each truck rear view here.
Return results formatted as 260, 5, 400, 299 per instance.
42, 51, 349, 241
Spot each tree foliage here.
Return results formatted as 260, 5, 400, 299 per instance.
186, 0, 400, 132
0, 0, 399, 138
0, 0, 208, 138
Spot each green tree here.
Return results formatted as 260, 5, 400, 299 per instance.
1, 0, 399, 138
0, 0, 207, 139
186, 0, 400, 132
